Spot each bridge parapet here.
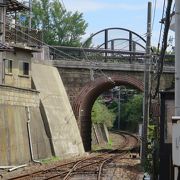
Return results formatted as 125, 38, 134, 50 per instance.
48, 46, 175, 67
53, 60, 174, 73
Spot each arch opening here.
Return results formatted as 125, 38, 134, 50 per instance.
73, 75, 144, 151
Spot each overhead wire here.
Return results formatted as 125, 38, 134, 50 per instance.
60, 0, 66, 10
149, 0, 166, 102
117, 33, 148, 51
7, 7, 150, 86
6, 23, 84, 61
153, 0, 173, 99
79, 39, 116, 84
25, 0, 115, 84
113, 33, 147, 51
113, 33, 146, 48
149, 0, 166, 103
79, 32, 149, 84
152, 0, 157, 32
157, 0, 166, 53
149, 0, 165, 106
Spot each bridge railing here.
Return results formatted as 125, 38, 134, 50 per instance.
5, 23, 43, 47
49, 46, 175, 66
49, 46, 146, 63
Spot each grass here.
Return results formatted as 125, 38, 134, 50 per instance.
107, 138, 113, 147
40, 156, 60, 164
91, 138, 114, 151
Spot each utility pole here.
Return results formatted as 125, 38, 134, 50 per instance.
175, 0, 180, 119
118, 86, 121, 129
142, 1, 152, 165
29, 0, 32, 29
174, 0, 180, 179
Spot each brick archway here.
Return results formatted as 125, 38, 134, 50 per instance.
73, 75, 144, 151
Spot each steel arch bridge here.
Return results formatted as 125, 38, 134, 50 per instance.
82, 27, 147, 52
49, 27, 154, 62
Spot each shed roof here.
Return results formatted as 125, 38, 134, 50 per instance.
0, 42, 13, 51
6, 0, 29, 12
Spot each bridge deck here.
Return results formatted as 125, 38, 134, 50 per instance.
53, 60, 174, 73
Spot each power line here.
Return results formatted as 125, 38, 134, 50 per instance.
60, 0, 66, 10
6, 23, 83, 61
152, 0, 157, 31
153, 0, 173, 99
157, 0, 166, 53
118, 33, 148, 51
113, 33, 147, 50
7, 22, 117, 84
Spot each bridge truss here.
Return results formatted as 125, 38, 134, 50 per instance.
48, 27, 174, 65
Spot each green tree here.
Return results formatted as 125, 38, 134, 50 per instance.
91, 100, 116, 128
18, 0, 88, 46
120, 94, 143, 132
30, 0, 88, 46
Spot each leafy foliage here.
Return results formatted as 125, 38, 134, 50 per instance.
119, 94, 143, 132
145, 125, 159, 177
91, 99, 116, 128
20, 0, 88, 46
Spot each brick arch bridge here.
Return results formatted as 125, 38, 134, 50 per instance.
54, 59, 174, 151
72, 75, 144, 151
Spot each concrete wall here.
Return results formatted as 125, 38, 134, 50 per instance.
57, 67, 91, 103
92, 123, 109, 145
0, 52, 3, 84
0, 85, 52, 165
4, 49, 32, 88
0, 85, 39, 106
32, 46, 50, 61
32, 63, 84, 157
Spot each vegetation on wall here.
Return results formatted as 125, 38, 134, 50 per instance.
91, 99, 116, 128
92, 92, 143, 131
110, 94, 143, 132
119, 94, 143, 132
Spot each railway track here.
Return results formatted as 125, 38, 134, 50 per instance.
7, 131, 139, 180
110, 130, 139, 150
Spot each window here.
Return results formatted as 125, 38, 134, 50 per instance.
4, 59, 12, 74
19, 62, 29, 76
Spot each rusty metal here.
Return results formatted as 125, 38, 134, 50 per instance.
8, 131, 139, 180
7, 160, 79, 180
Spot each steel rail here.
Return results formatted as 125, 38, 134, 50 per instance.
97, 152, 128, 180
8, 131, 138, 180
110, 130, 139, 148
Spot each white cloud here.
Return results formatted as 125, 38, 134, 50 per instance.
65, 0, 146, 13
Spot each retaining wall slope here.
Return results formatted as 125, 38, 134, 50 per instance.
32, 63, 84, 157
0, 86, 52, 165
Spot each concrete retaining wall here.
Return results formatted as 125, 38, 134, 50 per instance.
4, 49, 32, 89
0, 53, 3, 84
32, 63, 84, 157
92, 123, 109, 145
0, 85, 39, 107
0, 86, 52, 165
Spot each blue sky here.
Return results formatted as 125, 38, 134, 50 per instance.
64, 0, 175, 48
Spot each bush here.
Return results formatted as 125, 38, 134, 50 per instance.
91, 100, 116, 128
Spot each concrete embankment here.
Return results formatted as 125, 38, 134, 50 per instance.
32, 63, 84, 157
92, 123, 109, 145
0, 85, 52, 165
